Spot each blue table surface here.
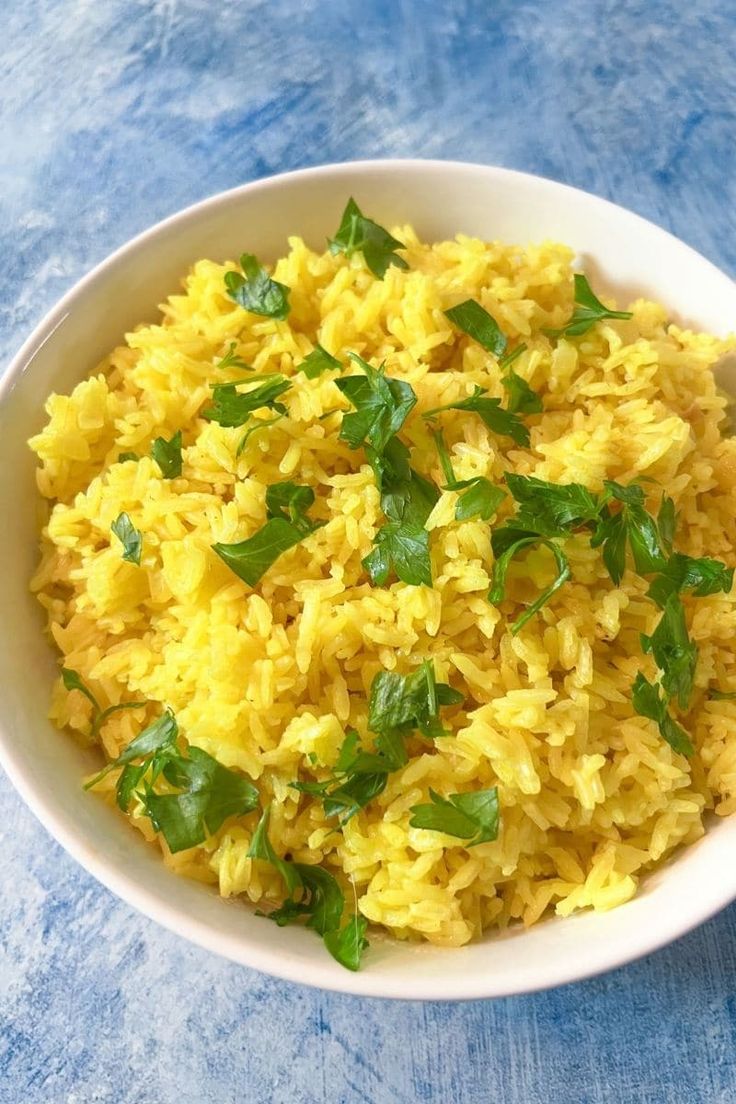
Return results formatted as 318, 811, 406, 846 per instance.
2, 1, 736, 1101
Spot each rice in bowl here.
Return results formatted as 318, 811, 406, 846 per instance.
28, 204, 736, 969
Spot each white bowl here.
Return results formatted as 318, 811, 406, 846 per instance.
2, 159, 736, 1001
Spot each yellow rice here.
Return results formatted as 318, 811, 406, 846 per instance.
28, 227, 736, 946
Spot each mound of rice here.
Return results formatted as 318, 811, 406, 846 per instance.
28, 227, 736, 947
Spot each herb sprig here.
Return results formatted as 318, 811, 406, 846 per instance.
61, 669, 146, 740
409, 787, 500, 846
224, 253, 291, 320
432, 430, 505, 522
329, 198, 408, 279
248, 806, 369, 971
212, 481, 323, 586
111, 512, 143, 565
545, 274, 633, 339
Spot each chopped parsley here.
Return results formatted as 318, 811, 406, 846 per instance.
499, 345, 543, 415
248, 806, 369, 971
640, 593, 698, 711
335, 354, 417, 453
61, 668, 146, 740
215, 342, 253, 371
299, 344, 342, 379
632, 672, 693, 757
362, 437, 438, 587
545, 274, 633, 338
291, 662, 464, 824
111, 512, 143, 566
409, 787, 500, 846
212, 482, 323, 586
432, 429, 505, 522
84, 708, 259, 851
329, 198, 408, 279
224, 253, 290, 320
117, 451, 139, 463
368, 660, 464, 741
235, 413, 284, 457
202, 376, 291, 427
489, 530, 571, 634
424, 385, 530, 447
647, 551, 733, 608
591, 481, 667, 584
444, 299, 507, 357
151, 430, 183, 479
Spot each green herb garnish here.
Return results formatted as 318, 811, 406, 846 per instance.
212, 483, 322, 586
224, 253, 290, 320
709, 689, 736, 701
248, 806, 369, 971
203, 376, 291, 428
111, 512, 143, 566
329, 197, 408, 279
299, 344, 342, 379
499, 345, 543, 415
489, 530, 571, 634
647, 552, 733, 608
632, 672, 694, 756
368, 660, 464, 741
215, 342, 253, 371
235, 413, 284, 457
291, 663, 463, 824
362, 437, 438, 587
62, 668, 146, 740
545, 274, 633, 339
84, 708, 259, 850
444, 299, 507, 357
409, 787, 500, 846
335, 354, 417, 454
640, 594, 698, 711
151, 430, 183, 479
141, 747, 259, 853
432, 430, 505, 522
591, 481, 667, 584
424, 385, 530, 447
117, 451, 139, 463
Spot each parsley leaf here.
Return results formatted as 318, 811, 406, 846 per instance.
591, 481, 667, 583
213, 516, 320, 587
545, 274, 633, 338
424, 385, 529, 447
151, 430, 183, 479
299, 344, 342, 379
328, 197, 408, 279
503, 473, 601, 536
84, 709, 179, 796
640, 594, 698, 710
202, 376, 291, 427
85, 708, 258, 850
248, 806, 369, 971
499, 345, 543, 415
368, 660, 464, 741
265, 482, 317, 531
632, 672, 694, 756
647, 552, 733, 608
215, 342, 253, 371
118, 451, 139, 463
224, 253, 290, 320
335, 354, 417, 453
323, 914, 369, 972
431, 430, 505, 522
62, 667, 147, 742
489, 531, 571, 633
444, 299, 507, 357
213, 487, 322, 586
657, 494, 677, 555
141, 747, 259, 853
709, 689, 736, 701
409, 787, 500, 846
111, 512, 143, 566
362, 523, 432, 587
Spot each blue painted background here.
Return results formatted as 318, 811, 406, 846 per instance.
2, 1, 736, 1100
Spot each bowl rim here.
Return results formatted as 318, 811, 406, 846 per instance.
3, 157, 736, 1001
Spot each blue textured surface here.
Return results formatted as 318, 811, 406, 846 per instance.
2, 1, 736, 1101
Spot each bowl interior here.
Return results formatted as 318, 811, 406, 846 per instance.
2, 160, 736, 1000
